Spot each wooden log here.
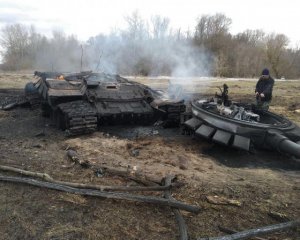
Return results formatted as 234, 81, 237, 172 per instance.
217, 226, 266, 240
164, 175, 189, 240
197, 220, 300, 240
0, 165, 179, 192
0, 175, 201, 213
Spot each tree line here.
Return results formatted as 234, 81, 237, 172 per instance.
0, 12, 299, 79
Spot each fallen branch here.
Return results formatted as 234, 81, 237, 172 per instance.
99, 166, 162, 186
217, 226, 266, 240
0, 165, 54, 181
66, 150, 162, 186
197, 220, 300, 240
0, 165, 178, 192
0, 174, 201, 213
164, 175, 189, 240
268, 211, 290, 222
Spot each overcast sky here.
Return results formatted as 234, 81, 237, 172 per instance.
0, 0, 299, 46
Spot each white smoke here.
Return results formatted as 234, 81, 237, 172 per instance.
11, 12, 215, 87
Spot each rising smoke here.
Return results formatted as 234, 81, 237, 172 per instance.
84, 32, 213, 78
82, 12, 214, 79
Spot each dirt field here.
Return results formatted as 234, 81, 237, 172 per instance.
0, 73, 299, 240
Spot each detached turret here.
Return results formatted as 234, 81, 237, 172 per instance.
183, 85, 300, 158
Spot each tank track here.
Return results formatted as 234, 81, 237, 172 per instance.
0, 95, 28, 110
0, 93, 41, 110
26, 93, 41, 109
57, 100, 98, 136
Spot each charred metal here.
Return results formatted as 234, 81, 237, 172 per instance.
28, 71, 186, 135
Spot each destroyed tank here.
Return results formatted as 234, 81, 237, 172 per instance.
29, 71, 185, 135
182, 84, 300, 158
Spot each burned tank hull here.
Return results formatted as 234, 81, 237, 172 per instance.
32, 72, 185, 135
183, 99, 300, 158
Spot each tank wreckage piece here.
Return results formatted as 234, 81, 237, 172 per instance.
182, 84, 300, 158
20, 71, 185, 136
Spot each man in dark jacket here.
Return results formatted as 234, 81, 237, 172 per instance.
255, 68, 274, 110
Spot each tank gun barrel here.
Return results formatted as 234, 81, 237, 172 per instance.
266, 130, 300, 158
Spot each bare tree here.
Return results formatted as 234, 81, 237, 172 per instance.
194, 13, 233, 76
1, 14, 300, 79
265, 33, 289, 78
194, 13, 232, 48
233, 30, 266, 77
150, 15, 170, 39
0, 24, 29, 70
123, 10, 149, 41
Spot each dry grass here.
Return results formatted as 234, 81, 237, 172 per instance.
0, 73, 32, 88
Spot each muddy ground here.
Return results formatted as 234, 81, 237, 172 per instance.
0, 73, 299, 240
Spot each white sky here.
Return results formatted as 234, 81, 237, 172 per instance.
0, 0, 300, 46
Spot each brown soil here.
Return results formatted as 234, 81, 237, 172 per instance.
0, 74, 299, 240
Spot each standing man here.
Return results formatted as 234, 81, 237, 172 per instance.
255, 68, 274, 111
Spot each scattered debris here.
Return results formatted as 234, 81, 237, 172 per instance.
66, 149, 91, 168
295, 109, 300, 114
34, 131, 45, 137
178, 155, 189, 170
153, 120, 164, 126
268, 211, 290, 222
288, 103, 300, 111
32, 143, 42, 148
131, 148, 140, 157
206, 195, 241, 207
152, 129, 159, 135
94, 168, 104, 177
